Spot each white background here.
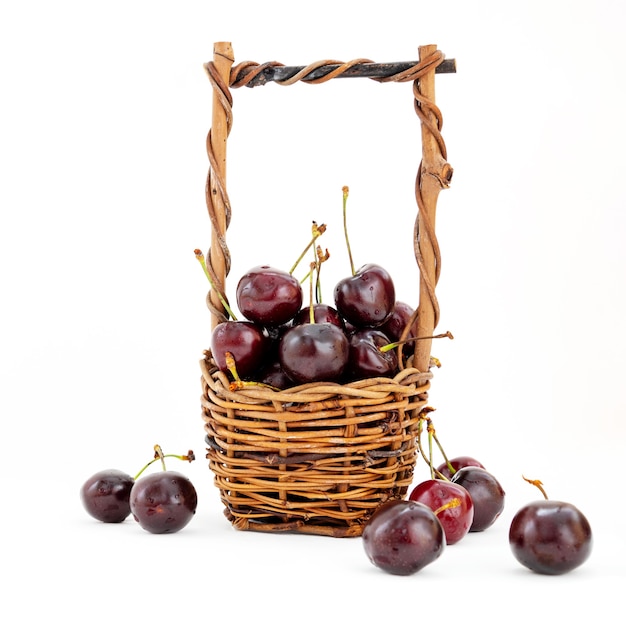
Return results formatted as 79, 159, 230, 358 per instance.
2, 0, 624, 623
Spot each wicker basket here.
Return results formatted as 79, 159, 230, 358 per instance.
200, 43, 455, 537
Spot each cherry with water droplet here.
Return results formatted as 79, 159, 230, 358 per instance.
236, 265, 303, 327
409, 478, 474, 545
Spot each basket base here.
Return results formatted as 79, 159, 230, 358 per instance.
222, 506, 391, 538
226, 510, 365, 538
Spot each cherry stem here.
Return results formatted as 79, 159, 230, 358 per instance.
342, 186, 356, 276
416, 407, 452, 480
225, 351, 243, 384
433, 498, 461, 516
379, 331, 454, 353
289, 221, 326, 276
225, 351, 280, 392
427, 420, 435, 478
133, 445, 196, 480
154, 444, 167, 471
308, 261, 316, 324
431, 431, 453, 479
523, 476, 549, 500
194, 249, 238, 320
299, 246, 330, 296
438, 456, 456, 479
315, 245, 330, 304
416, 408, 433, 473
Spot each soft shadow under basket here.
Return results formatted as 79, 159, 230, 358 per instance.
200, 42, 456, 537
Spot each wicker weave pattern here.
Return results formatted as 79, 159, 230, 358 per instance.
201, 355, 432, 537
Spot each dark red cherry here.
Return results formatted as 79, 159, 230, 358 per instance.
379, 301, 419, 356
211, 320, 267, 378
279, 322, 349, 384
509, 499, 593, 575
292, 303, 343, 328
409, 479, 474, 545
130, 470, 197, 534
362, 499, 445, 575
80, 469, 134, 523
346, 328, 398, 380
256, 359, 292, 390
236, 265, 303, 327
334, 263, 396, 328
451, 466, 505, 532
436, 456, 486, 480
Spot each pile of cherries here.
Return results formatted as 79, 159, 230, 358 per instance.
208, 260, 421, 390
197, 188, 447, 392
80, 445, 197, 534
363, 449, 593, 576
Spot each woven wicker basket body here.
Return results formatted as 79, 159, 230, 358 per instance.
201, 359, 432, 536
200, 43, 454, 537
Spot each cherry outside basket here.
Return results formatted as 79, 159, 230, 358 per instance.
199, 42, 455, 537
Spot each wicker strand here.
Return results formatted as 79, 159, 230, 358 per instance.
203, 52, 234, 324
229, 56, 456, 88
413, 46, 453, 371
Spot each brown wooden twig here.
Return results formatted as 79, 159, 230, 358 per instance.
230, 58, 456, 88
205, 42, 234, 327
413, 45, 453, 372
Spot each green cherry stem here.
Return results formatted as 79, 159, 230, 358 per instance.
379, 331, 454, 353
194, 249, 238, 320
427, 419, 435, 479
315, 245, 330, 304
133, 445, 196, 480
308, 261, 316, 324
416, 407, 442, 477
435, 447, 455, 480
289, 221, 326, 276
417, 409, 457, 480
342, 186, 356, 276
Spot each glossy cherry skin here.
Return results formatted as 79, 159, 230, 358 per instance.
80, 469, 134, 523
211, 320, 267, 378
509, 500, 592, 575
346, 328, 398, 381
256, 359, 292, 390
130, 470, 198, 534
236, 265, 303, 327
379, 301, 419, 357
451, 466, 505, 532
362, 499, 445, 575
409, 479, 474, 545
436, 456, 486, 480
292, 304, 343, 328
334, 263, 396, 328
279, 322, 349, 384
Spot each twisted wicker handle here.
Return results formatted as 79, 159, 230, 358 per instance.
204, 42, 453, 373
